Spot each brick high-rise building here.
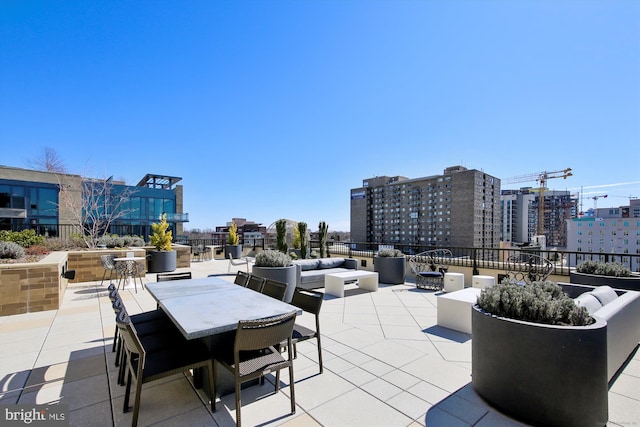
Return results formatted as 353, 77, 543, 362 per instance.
350, 166, 501, 248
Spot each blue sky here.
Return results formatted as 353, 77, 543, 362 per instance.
1, 0, 639, 231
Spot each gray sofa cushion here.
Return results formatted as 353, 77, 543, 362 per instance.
575, 293, 603, 315
295, 259, 320, 271
590, 285, 618, 306
318, 258, 345, 269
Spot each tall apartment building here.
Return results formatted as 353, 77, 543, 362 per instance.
566, 199, 640, 271
351, 166, 501, 248
500, 187, 577, 248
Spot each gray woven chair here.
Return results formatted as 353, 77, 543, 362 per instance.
408, 249, 452, 290
100, 254, 117, 286
116, 310, 214, 427
289, 287, 324, 373
261, 279, 287, 301
505, 253, 554, 284
156, 271, 192, 282
116, 260, 145, 293
213, 311, 297, 427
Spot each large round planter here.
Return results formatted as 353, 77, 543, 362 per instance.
570, 271, 640, 291
374, 256, 406, 284
225, 245, 243, 260
471, 305, 608, 427
252, 264, 297, 303
147, 250, 177, 273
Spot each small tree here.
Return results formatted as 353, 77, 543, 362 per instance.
227, 221, 239, 245
276, 218, 288, 253
318, 221, 328, 258
149, 213, 173, 251
28, 147, 66, 173
298, 222, 308, 259
292, 226, 301, 249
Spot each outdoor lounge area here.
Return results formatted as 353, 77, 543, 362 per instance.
0, 258, 638, 426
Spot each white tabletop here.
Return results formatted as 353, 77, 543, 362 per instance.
113, 256, 146, 261
146, 277, 301, 339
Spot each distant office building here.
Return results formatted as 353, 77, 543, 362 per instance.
0, 165, 187, 239
566, 199, 640, 271
500, 187, 577, 248
350, 166, 501, 248
213, 218, 266, 246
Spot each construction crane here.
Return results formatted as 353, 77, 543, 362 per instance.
504, 168, 573, 236
591, 194, 607, 209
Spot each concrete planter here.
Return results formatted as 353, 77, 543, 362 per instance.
147, 250, 177, 273
225, 245, 242, 260
374, 256, 406, 284
252, 264, 297, 303
570, 271, 640, 291
471, 305, 608, 427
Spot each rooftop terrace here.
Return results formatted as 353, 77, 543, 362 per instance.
0, 258, 638, 426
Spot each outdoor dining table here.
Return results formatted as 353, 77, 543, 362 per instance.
146, 276, 301, 339
145, 276, 302, 397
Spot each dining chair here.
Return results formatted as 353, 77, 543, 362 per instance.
227, 252, 251, 273
289, 287, 324, 374
212, 311, 297, 427
245, 275, 265, 292
156, 271, 192, 282
261, 279, 287, 301
100, 254, 117, 286
116, 260, 146, 293
116, 310, 215, 427
234, 271, 250, 287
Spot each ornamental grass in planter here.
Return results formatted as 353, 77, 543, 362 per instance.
571, 260, 639, 291
472, 281, 607, 427
374, 248, 406, 284
253, 250, 296, 302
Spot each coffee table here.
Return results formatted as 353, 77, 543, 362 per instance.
324, 271, 379, 298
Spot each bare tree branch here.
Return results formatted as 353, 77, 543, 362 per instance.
28, 147, 66, 173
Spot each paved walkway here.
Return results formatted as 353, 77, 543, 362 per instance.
0, 258, 638, 426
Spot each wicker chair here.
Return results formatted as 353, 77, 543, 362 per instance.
100, 254, 117, 286
289, 287, 324, 374
213, 311, 297, 427
116, 260, 146, 293
504, 252, 554, 284
261, 279, 288, 301
116, 310, 214, 427
408, 249, 452, 290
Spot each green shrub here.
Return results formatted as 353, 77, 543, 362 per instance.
477, 281, 593, 326
0, 241, 25, 259
0, 229, 45, 248
255, 250, 292, 267
576, 260, 631, 277
377, 248, 404, 257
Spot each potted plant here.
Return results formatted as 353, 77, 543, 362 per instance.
252, 249, 296, 302
224, 221, 242, 260
472, 281, 607, 427
147, 213, 177, 273
275, 218, 288, 253
298, 221, 308, 259
374, 248, 406, 284
570, 260, 639, 291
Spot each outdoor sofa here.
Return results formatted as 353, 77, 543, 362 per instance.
292, 257, 358, 290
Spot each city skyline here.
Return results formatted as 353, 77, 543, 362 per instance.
1, 1, 639, 231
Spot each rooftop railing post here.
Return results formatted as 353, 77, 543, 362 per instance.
473, 248, 479, 275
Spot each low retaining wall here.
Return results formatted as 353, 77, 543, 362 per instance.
0, 252, 70, 316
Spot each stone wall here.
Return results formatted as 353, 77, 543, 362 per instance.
0, 252, 69, 316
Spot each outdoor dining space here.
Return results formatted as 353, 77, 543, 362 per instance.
0, 258, 638, 426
